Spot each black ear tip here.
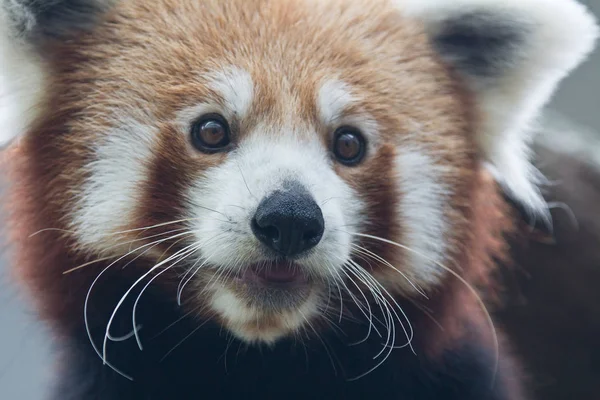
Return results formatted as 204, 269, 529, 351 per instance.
432, 10, 532, 80
3, 0, 113, 41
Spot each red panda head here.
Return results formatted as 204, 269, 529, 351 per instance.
1, 0, 597, 346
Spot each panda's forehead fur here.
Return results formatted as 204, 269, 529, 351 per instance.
50, 0, 469, 131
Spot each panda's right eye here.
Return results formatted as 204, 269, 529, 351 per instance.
190, 114, 231, 153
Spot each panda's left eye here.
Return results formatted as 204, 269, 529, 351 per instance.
332, 126, 366, 166
190, 114, 231, 152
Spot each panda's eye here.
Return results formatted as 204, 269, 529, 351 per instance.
190, 114, 231, 152
332, 126, 366, 165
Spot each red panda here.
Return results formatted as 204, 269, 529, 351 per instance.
0, 0, 597, 398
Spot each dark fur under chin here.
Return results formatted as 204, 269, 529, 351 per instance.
49, 275, 524, 400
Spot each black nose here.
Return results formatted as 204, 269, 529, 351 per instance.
251, 183, 325, 257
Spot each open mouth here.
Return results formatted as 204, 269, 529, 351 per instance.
237, 262, 310, 289
225, 262, 313, 310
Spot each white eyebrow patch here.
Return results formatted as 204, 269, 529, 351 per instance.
207, 67, 254, 119
317, 79, 357, 125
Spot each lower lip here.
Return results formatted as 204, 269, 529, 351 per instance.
237, 263, 309, 289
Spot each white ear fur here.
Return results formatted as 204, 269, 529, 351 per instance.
0, 10, 47, 149
1, 0, 112, 149
398, 0, 599, 220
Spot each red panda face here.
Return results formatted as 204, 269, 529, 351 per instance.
1, 0, 597, 346
21, 0, 473, 343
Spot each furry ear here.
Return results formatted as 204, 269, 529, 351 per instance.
399, 0, 599, 219
0, 0, 113, 148
3, 0, 114, 41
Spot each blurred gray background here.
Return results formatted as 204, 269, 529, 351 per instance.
551, 0, 600, 132
1, 1, 599, 398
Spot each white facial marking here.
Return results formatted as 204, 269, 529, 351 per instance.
210, 289, 252, 324
72, 117, 157, 250
317, 79, 356, 126
187, 127, 363, 277
175, 103, 222, 133
183, 121, 364, 342
395, 147, 451, 285
207, 67, 254, 119
316, 79, 381, 151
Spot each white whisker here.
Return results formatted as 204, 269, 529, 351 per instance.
343, 264, 394, 358
346, 231, 499, 387
299, 310, 339, 377
350, 244, 428, 298
126, 227, 190, 253
102, 242, 200, 361
132, 241, 202, 350
84, 231, 192, 380
337, 266, 382, 345
330, 268, 376, 334
63, 228, 191, 275
160, 320, 210, 362
341, 258, 417, 380
342, 266, 388, 343
197, 244, 238, 296
150, 308, 199, 341
176, 236, 230, 306
345, 258, 414, 350
107, 325, 143, 342
547, 201, 579, 232
30, 211, 234, 239
63, 256, 115, 275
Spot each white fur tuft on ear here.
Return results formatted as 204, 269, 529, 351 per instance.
1, 0, 113, 149
397, 0, 599, 219
0, 9, 47, 149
